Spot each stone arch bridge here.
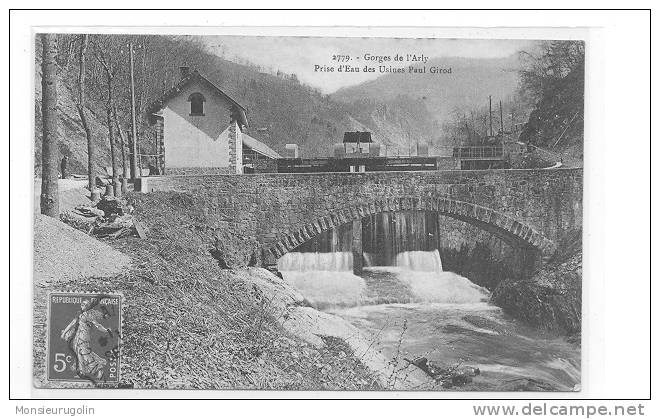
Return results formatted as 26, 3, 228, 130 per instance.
138, 168, 582, 272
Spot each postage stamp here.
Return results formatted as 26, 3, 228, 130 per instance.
46, 292, 122, 384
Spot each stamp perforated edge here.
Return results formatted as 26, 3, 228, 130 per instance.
46, 290, 125, 386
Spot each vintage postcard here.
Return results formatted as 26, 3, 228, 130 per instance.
33, 31, 583, 391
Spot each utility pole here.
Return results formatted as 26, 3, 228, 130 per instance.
129, 40, 139, 180
137, 142, 143, 175
488, 95, 493, 137
464, 113, 470, 143
499, 100, 504, 135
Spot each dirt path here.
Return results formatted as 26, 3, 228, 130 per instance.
33, 178, 92, 214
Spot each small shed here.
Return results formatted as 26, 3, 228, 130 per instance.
343, 131, 373, 144
342, 131, 373, 154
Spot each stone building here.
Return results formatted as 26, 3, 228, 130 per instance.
147, 67, 280, 175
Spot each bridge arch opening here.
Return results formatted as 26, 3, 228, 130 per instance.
264, 197, 557, 276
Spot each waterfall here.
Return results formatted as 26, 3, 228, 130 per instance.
277, 211, 488, 307
278, 249, 488, 307
277, 252, 366, 309
394, 250, 443, 272
278, 251, 352, 272
365, 250, 488, 304
362, 211, 441, 266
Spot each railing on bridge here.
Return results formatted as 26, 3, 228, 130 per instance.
272, 156, 442, 173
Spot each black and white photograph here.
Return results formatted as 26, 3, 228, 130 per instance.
31, 32, 584, 391
6, 8, 653, 414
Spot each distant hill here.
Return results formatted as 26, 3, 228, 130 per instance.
332, 56, 521, 147
340, 96, 439, 154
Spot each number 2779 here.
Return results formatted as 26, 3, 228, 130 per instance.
332, 55, 351, 62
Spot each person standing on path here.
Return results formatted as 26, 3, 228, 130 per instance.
60, 154, 68, 179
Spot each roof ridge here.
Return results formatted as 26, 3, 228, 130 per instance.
146, 69, 248, 127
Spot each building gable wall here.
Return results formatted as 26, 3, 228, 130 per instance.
161, 80, 235, 169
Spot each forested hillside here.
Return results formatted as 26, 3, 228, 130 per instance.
34, 35, 437, 174
518, 41, 585, 157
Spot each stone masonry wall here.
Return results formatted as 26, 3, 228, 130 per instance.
252, 158, 278, 174
138, 168, 582, 263
163, 167, 234, 176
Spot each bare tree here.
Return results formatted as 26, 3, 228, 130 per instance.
75, 34, 100, 201
92, 35, 121, 196
39, 33, 60, 217
113, 105, 129, 179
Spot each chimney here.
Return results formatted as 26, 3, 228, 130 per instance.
179, 66, 190, 79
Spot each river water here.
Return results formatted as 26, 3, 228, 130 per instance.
278, 250, 580, 391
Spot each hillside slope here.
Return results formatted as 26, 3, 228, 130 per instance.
342, 96, 439, 154
332, 56, 520, 128
34, 64, 113, 176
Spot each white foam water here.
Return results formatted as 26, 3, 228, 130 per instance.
278, 251, 352, 272
279, 250, 487, 306
280, 270, 367, 309
397, 269, 489, 304
278, 252, 365, 309
395, 250, 443, 272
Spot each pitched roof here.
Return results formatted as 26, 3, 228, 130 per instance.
343, 131, 373, 143
242, 133, 281, 159
146, 70, 248, 128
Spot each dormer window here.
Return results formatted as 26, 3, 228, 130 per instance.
188, 92, 205, 116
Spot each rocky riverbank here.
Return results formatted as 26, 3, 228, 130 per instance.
491, 234, 582, 338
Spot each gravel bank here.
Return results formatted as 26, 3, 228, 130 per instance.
33, 214, 131, 286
